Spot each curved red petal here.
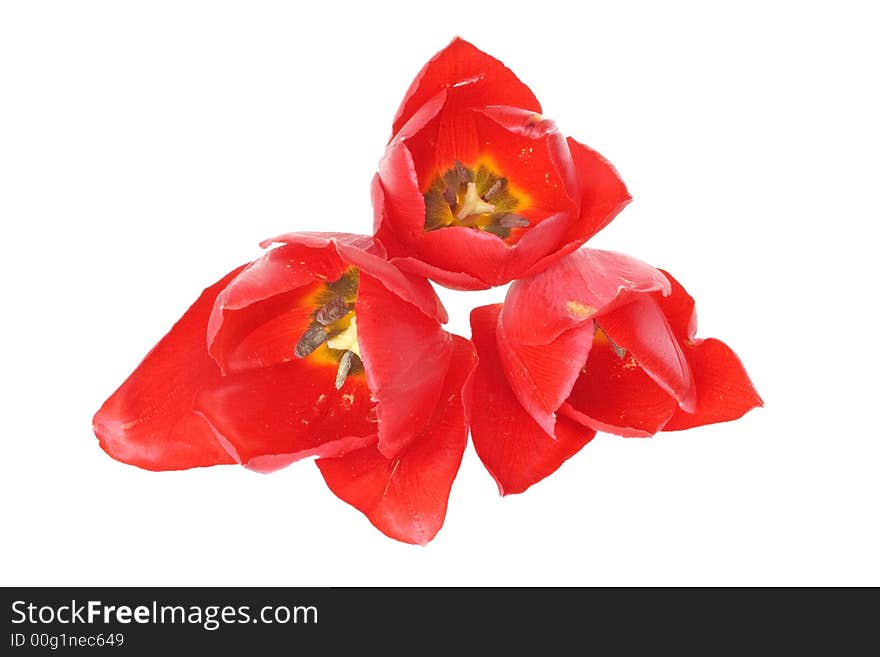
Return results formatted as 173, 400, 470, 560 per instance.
503, 248, 671, 346
356, 273, 454, 459
469, 305, 595, 495
391, 37, 541, 138
375, 141, 430, 240
598, 295, 697, 412
567, 137, 631, 239
335, 239, 448, 324
475, 106, 579, 201
258, 231, 385, 256
209, 282, 324, 374
207, 242, 347, 372
217, 241, 348, 312
653, 269, 698, 341
385, 255, 490, 291
383, 209, 585, 290
317, 336, 476, 545
663, 338, 763, 431
496, 308, 595, 436
93, 267, 245, 471
194, 361, 377, 474
260, 231, 446, 322
560, 332, 679, 437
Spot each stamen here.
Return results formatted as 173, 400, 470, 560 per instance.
315, 296, 350, 325
483, 177, 506, 200
482, 224, 509, 237
456, 182, 496, 220
295, 323, 327, 358
335, 350, 354, 390
498, 213, 530, 228
454, 160, 473, 183
443, 185, 457, 205
605, 333, 627, 359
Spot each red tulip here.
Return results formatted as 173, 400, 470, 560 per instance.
468, 249, 762, 494
373, 37, 631, 290
93, 233, 476, 544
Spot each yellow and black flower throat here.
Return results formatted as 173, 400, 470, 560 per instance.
424, 159, 529, 242
294, 268, 364, 389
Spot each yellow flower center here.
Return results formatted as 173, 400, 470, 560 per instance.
423, 159, 530, 242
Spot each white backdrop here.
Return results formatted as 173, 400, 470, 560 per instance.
2, 1, 877, 586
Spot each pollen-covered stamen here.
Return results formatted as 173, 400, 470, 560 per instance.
295, 323, 328, 358
293, 269, 363, 388
483, 177, 506, 201
442, 185, 457, 205
335, 350, 356, 390
595, 322, 627, 359
498, 213, 530, 229
454, 159, 472, 184
315, 296, 350, 326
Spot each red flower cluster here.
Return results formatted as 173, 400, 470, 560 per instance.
94, 38, 761, 544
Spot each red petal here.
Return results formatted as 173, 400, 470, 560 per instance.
598, 295, 697, 412
565, 138, 631, 240
356, 273, 454, 458
194, 360, 377, 474
207, 242, 347, 372
317, 336, 476, 545
663, 338, 763, 431
259, 231, 447, 323
560, 332, 679, 437
93, 267, 245, 470
496, 308, 595, 436
520, 139, 631, 278
391, 37, 541, 138
209, 282, 323, 374
259, 231, 384, 256
215, 241, 348, 312
653, 269, 698, 341
469, 305, 595, 495
503, 248, 671, 346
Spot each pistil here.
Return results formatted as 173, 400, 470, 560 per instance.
456, 182, 496, 220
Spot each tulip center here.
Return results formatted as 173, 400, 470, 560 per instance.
424, 160, 529, 242
294, 268, 363, 389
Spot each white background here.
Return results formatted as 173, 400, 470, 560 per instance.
2, 1, 878, 586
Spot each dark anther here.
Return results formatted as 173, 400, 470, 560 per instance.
443, 185, 458, 205
604, 331, 627, 359
316, 296, 350, 325
335, 350, 355, 389
295, 323, 327, 358
483, 178, 506, 200
482, 224, 509, 238
498, 213, 530, 228
454, 160, 473, 183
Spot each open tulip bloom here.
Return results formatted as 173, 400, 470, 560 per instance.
468, 249, 762, 495
94, 38, 760, 544
373, 38, 631, 290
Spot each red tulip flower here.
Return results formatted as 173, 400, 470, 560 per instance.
468, 249, 762, 494
373, 37, 631, 290
93, 233, 476, 545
